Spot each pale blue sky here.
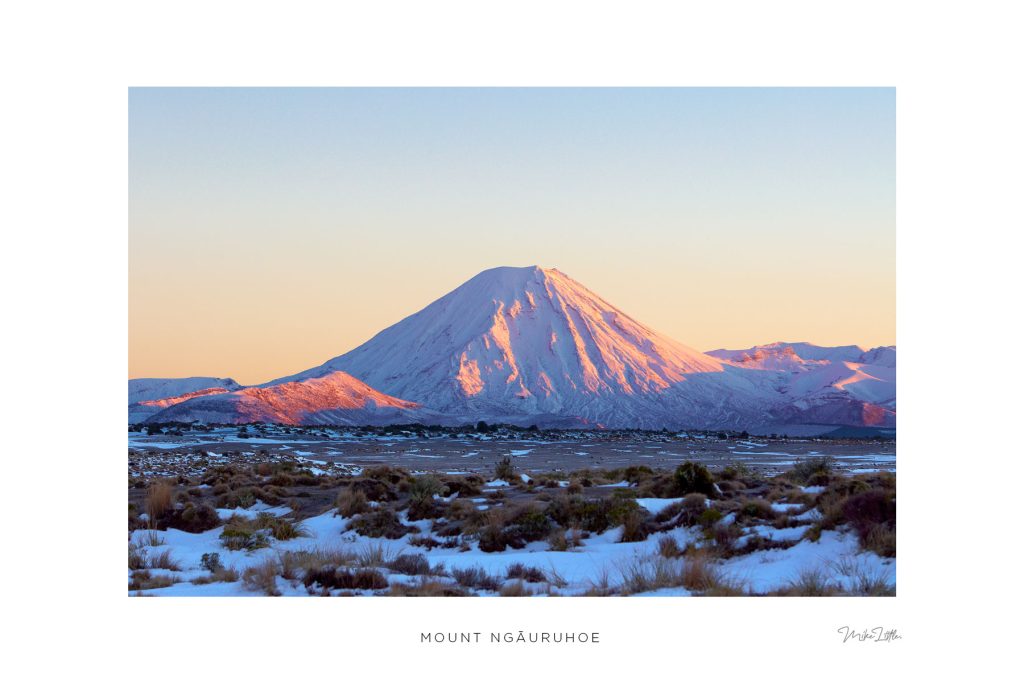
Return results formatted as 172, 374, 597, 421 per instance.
130, 88, 895, 383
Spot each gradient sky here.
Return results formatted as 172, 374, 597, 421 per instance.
130, 88, 895, 385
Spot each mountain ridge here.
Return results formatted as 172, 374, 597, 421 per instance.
131, 266, 895, 430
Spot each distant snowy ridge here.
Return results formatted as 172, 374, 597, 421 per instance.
139, 371, 437, 426
130, 266, 895, 430
129, 376, 242, 404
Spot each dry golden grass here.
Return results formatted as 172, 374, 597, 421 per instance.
191, 566, 240, 584
147, 549, 181, 571
145, 481, 174, 526
242, 557, 282, 596
336, 488, 369, 517
129, 570, 177, 591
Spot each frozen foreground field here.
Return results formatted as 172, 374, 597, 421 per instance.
128, 426, 896, 596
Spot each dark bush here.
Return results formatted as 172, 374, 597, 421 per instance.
166, 503, 221, 533
506, 563, 547, 583
842, 489, 896, 539
387, 553, 433, 576
349, 478, 395, 502
505, 506, 552, 543
674, 462, 716, 497
451, 566, 502, 591
494, 456, 516, 481
787, 457, 835, 485
349, 509, 415, 539
547, 494, 643, 534
201, 552, 223, 572
304, 567, 388, 591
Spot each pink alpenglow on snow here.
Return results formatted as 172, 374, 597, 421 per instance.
131, 266, 895, 431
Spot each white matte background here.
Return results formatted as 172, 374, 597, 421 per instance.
2, 1, 1019, 680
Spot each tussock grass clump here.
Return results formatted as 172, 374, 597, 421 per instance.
506, 563, 547, 583
242, 557, 282, 596
129, 569, 177, 592
778, 568, 842, 596
408, 535, 445, 550
217, 512, 308, 550
219, 516, 271, 551
336, 488, 369, 517
863, 524, 896, 557
718, 463, 750, 481
619, 508, 651, 542
147, 549, 181, 571
810, 476, 896, 557
842, 490, 896, 557
348, 478, 395, 502
128, 544, 146, 570
303, 567, 388, 592
494, 456, 516, 481
166, 503, 220, 533
619, 555, 686, 594
786, 457, 835, 485
192, 566, 240, 584
830, 557, 895, 596
256, 512, 309, 541
658, 535, 683, 558
349, 509, 415, 539
546, 527, 583, 551
387, 553, 434, 576
451, 566, 502, 591
681, 550, 728, 592
442, 475, 483, 497
736, 498, 777, 522
145, 481, 174, 527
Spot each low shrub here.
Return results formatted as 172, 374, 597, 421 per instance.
165, 503, 220, 533
546, 527, 583, 551
387, 553, 433, 576
147, 549, 181, 571
349, 509, 415, 539
242, 557, 282, 596
494, 456, 516, 481
843, 489, 896, 556
673, 462, 716, 497
450, 566, 503, 591
336, 488, 370, 517
547, 494, 643, 534
787, 457, 835, 485
303, 567, 388, 591
506, 563, 546, 583
129, 570, 176, 591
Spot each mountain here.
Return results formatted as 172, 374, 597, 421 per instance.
707, 342, 896, 426
131, 266, 895, 431
139, 370, 431, 426
129, 376, 242, 404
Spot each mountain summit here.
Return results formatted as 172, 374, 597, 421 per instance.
133, 266, 895, 431
272, 266, 766, 428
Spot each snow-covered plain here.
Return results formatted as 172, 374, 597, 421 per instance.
129, 492, 894, 597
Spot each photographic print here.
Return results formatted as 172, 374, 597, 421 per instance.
128, 87, 895, 597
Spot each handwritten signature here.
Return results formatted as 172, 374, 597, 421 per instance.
837, 626, 902, 643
